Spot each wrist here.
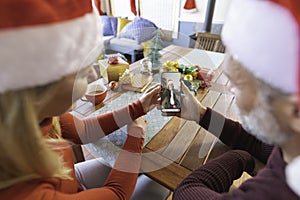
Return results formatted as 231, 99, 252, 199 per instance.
127, 126, 145, 138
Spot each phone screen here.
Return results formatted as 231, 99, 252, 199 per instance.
161, 72, 181, 113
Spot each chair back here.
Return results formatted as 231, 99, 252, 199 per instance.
194, 32, 226, 53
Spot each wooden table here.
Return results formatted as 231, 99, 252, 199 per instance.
139, 45, 240, 191
73, 45, 243, 190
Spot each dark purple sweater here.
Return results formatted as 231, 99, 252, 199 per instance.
173, 108, 299, 200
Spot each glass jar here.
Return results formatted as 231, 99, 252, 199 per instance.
140, 58, 152, 75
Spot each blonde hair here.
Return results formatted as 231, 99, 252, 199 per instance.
0, 82, 72, 189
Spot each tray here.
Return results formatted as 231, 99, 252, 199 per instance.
121, 74, 154, 93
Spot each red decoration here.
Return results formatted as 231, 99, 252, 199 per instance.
130, 0, 137, 16
109, 81, 119, 91
94, 0, 104, 15
184, 0, 196, 10
108, 56, 119, 65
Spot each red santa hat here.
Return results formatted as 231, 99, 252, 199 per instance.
0, 0, 103, 94
183, 0, 197, 13
130, 0, 137, 16
222, 0, 300, 95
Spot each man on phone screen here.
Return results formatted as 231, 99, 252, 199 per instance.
161, 79, 181, 111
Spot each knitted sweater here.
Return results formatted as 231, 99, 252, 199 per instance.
173, 108, 299, 200
0, 100, 145, 200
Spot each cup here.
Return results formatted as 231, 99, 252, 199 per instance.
81, 84, 107, 105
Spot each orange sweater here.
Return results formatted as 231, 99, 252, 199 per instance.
0, 100, 145, 200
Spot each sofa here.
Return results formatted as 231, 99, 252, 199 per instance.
100, 16, 194, 63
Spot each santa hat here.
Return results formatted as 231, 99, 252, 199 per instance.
286, 156, 300, 197
222, 0, 300, 95
94, 0, 105, 15
0, 0, 103, 94
183, 0, 197, 13
130, 0, 137, 16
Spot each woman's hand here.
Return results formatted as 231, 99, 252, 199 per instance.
139, 84, 161, 113
127, 117, 148, 138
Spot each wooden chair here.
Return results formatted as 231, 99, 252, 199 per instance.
194, 32, 226, 53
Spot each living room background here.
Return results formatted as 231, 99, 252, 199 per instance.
100, 0, 232, 36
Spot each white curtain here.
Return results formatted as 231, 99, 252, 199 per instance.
140, 0, 180, 35
110, 0, 181, 37
110, 0, 136, 19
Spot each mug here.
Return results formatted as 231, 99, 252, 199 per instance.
81, 84, 107, 105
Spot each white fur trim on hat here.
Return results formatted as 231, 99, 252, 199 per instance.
0, 7, 103, 94
286, 156, 300, 197
222, 0, 299, 94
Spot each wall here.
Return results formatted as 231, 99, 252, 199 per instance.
179, 0, 232, 36
179, 21, 223, 36
179, 0, 232, 23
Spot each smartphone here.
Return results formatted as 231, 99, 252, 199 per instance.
161, 72, 182, 113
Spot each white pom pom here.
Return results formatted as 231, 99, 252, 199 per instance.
286, 156, 300, 197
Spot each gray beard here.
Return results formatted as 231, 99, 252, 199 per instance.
234, 90, 290, 145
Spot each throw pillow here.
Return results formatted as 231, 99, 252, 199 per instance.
110, 17, 118, 36
100, 16, 114, 36
117, 17, 132, 35
118, 17, 157, 44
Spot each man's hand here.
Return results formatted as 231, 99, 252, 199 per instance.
161, 82, 207, 123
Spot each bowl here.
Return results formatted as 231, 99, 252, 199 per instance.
83, 84, 107, 105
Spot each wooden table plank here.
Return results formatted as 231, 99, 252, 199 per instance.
160, 46, 192, 64
226, 98, 240, 121
211, 61, 224, 82
204, 138, 229, 163
141, 148, 192, 191
162, 121, 200, 163
213, 93, 234, 116
146, 117, 187, 152
216, 71, 229, 85
180, 128, 216, 171
201, 90, 221, 108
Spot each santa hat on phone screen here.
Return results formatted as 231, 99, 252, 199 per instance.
222, 0, 300, 196
0, 0, 103, 94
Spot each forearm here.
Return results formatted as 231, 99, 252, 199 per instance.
173, 150, 254, 200
199, 108, 273, 163
103, 127, 144, 200
91, 100, 145, 136
60, 100, 145, 144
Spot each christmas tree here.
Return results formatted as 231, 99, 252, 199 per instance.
146, 28, 163, 73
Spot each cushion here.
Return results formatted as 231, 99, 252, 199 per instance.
118, 17, 157, 44
100, 16, 118, 36
117, 17, 132, 35
109, 38, 143, 52
100, 16, 114, 36
110, 17, 118, 36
